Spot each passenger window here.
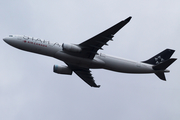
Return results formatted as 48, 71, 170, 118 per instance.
9, 35, 13, 37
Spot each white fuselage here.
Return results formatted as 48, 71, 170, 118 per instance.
3, 35, 156, 74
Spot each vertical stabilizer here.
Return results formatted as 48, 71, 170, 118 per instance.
143, 49, 175, 65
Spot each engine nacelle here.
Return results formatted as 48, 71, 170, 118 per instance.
62, 43, 81, 52
53, 65, 72, 75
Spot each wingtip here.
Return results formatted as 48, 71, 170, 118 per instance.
125, 16, 132, 22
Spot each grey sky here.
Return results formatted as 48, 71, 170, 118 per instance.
0, 0, 180, 120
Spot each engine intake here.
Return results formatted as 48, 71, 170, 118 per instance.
62, 43, 81, 52
53, 65, 72, 75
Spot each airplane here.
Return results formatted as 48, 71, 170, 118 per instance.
3, 16, 177, 88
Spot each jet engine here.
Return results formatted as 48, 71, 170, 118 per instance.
62, 43, 82, 52
53, 65, 72, 75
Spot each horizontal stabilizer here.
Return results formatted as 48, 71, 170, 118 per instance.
155, 72, 166, 81
153, 58, 177, 70
153, 58, 176, 81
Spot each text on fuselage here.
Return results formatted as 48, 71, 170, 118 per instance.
24, 40, 48, 47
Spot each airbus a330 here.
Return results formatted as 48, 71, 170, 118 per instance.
3, 16, 177, 88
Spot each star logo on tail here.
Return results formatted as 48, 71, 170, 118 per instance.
155, 56, 164, 64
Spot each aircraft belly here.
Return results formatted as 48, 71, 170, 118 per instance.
54, 51, 105, 68
99, 55, 154, 73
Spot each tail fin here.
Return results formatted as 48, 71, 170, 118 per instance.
143, 49, 175, 65
142, 49, 176, 81
153, 58, 177, 80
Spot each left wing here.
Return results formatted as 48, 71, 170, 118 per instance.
78, 16, 132, 59
67, 64, 100, 88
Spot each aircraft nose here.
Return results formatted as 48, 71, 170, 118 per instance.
3, 37, 14, 45
3, 37, 9, 43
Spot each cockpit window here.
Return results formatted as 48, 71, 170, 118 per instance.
9, 35, 13, 37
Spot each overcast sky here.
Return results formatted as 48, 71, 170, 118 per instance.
0, 0, 180, 120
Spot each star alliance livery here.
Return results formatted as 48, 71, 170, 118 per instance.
3, 16, 177, 88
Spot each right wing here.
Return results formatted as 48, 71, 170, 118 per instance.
74, 68, 100, 88
66, 63, 100, 88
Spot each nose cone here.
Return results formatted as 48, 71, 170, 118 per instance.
3, 37, 16, 47
3, 37, 11, 44
3, 37, 7, 42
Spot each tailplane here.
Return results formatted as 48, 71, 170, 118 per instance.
142, 49, 177, 81
153, 58, 177, 80
153, 58, 177, 70
155, 72, 166, 81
